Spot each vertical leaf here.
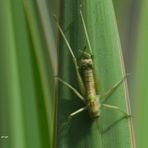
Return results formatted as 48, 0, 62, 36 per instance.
55, 0, 135, 148
134, 0, 148, 147
0, 0, 54, 148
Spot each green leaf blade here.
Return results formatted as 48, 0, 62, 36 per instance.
55, 0, 135, 148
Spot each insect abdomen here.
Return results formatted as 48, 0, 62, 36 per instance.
80, 58, 100, 118
88, 100, 100, 118
84, 69, 96, 98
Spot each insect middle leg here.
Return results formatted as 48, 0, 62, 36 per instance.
100, 74, 130, 103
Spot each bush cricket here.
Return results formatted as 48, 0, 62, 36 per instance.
54, 10, 130, 120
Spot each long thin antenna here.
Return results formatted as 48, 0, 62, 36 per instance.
80, 10, 93, 55
53, 16, 76, 59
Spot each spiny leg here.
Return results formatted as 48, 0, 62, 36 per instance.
80, 10, 93, 56
54, 16, 85, 95
100, 74, 130, 103
56, 77, 85, 102
68, 106, 87, 119
102, 104, 131, 117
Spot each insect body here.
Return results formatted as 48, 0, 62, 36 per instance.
55, 10, 130, 119
79, 57, 100, 118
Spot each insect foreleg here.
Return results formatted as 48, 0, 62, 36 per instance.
102, 104, 131, 117
56, 77, 85, 102
54, 16, 85, 95
68, 106, 87, 119
79, 49, 92, 59
100, 75, 130, 103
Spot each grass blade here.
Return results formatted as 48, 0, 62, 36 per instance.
0, 0, 54, 147
55, 0, 135, 148
134, 0, 148, 147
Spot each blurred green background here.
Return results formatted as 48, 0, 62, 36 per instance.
0, 0, 147, 148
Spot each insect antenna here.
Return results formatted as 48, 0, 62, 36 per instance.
53, 15, 76, 59
80, 10, 93, 56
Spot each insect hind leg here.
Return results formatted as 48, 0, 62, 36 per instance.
68, 106, 88, 120
102, 104, 131, 117
100, 74, 130, 103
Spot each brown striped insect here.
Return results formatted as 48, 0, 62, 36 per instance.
54, 10, 130, 119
